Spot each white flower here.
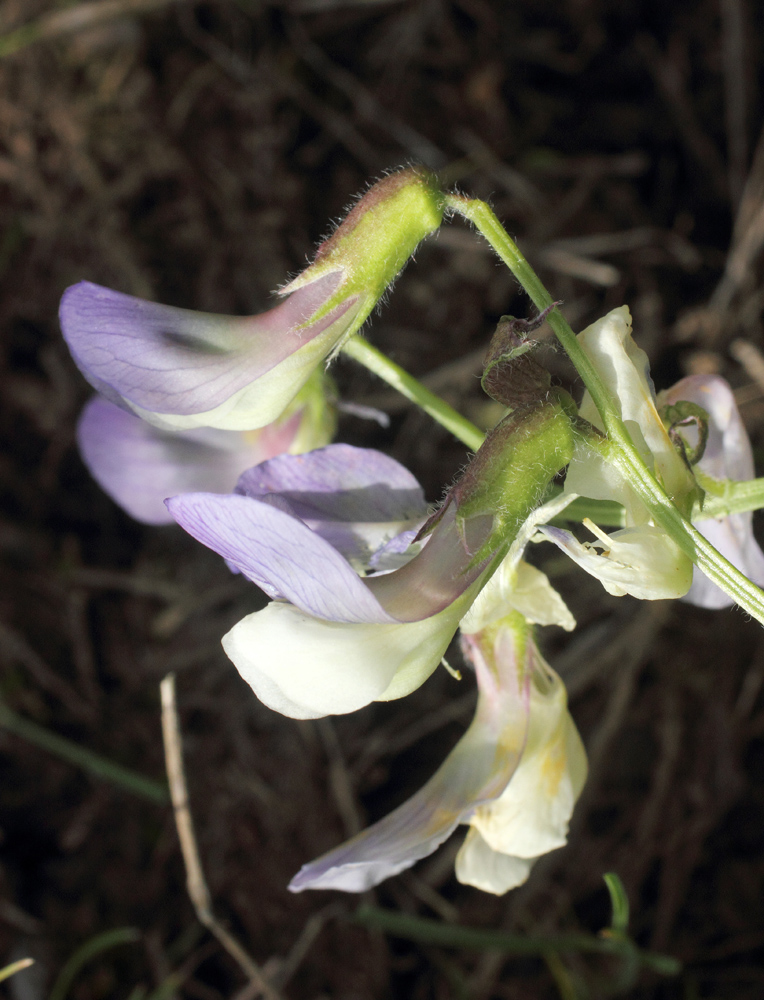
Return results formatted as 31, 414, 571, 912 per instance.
538, 306, 695, 600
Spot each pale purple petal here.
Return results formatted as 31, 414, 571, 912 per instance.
290, 619, 530, 892
60, 274, 348, 415
235, 443, 425, 521
166, 492, 394, 623
662, 375, 764, 607
236, 444, 427, 565
661, 375, 754, 481
687, 516, 764, 608
77, 397, 302, 525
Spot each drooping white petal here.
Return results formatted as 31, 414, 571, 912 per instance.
455, 828, 535, 895
288, 609, 531, 889
468, 656, 587, 859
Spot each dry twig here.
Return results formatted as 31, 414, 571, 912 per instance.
159, 673, 283, 1000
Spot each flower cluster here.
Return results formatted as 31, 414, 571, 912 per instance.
537, 307, 764, 605
58, 167, 764, 896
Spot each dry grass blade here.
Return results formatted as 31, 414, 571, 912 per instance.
159, 674, 283, 1000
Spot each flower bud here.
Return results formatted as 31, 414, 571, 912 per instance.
60, 168, 444, 433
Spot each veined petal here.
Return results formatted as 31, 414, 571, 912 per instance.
166, 492, 394, 623
77, 397, 307, 525
455, 828, 535, 895
224, 594, 474, 721
60, 274, 355, 430
288, 614, 530, 886
537, 523, 693, 600
469, 658, 587, 859
235, 443, 427, 566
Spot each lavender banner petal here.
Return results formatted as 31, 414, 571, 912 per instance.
236, 443, 427, 564
661, 374, 753, 481
60, 274, 347, 415
167, 492, 395, 623
236, 443, 426, 521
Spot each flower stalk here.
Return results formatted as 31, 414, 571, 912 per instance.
341, 335, 485, 451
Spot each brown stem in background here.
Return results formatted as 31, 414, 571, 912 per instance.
160, 674, 283, 1000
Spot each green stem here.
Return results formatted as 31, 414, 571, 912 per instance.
0, 701, 168, 804
447, 193, 764, 624
698, 474, 764, 518
342, 335, 485, 451
353, 906, 680, 977
444, 195, 616, 423
49, 928, 141, 1000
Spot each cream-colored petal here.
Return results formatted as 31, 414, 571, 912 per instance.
460, 493, 577, 634
470, 660, 587, 858
509, 562, 576, 632
455, 828, 535, 894
223, 598, 461, 719
576, 306, 692, 503
564, 442, 647, 526
538, 523, 693, 600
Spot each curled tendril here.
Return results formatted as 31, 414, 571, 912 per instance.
659, 400, 709, 467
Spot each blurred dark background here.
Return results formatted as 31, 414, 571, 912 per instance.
2, 0, 764, 997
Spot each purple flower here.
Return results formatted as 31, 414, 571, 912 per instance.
659, 374, 764, 608
165, 392, 577, 718
289, 613, 586, 894
59, 168, 444, 433
166, 443, 497, 718
77, 375, 334, 525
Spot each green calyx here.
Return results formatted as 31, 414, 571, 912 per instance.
285, 167, 444, 336
454, 389, 577, 564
